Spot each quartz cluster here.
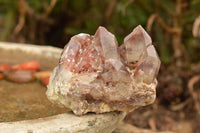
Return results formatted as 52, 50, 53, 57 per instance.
46, 25, 161, 115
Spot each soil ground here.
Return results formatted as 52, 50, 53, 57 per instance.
0, 80, 68, 122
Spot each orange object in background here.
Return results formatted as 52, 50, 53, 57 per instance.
0, 63, 10, 72
34, 71, 52, 79
41, 76, 50, 86
0, 73, 4, 80
11, 61, 40, 71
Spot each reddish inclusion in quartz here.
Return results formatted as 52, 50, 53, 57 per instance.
59, 25, 160, 81
60, 27, 125, 73
60, 34, 101, 73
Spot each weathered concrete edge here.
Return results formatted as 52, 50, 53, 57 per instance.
0, 112, 126, 133
0, 41, 62, 59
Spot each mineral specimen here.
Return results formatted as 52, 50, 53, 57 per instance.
46, 25, 161, 115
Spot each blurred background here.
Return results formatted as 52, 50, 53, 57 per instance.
0, 0, 200, 132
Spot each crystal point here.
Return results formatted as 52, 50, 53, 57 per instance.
120, 25, 152, 64
134, 45, 161, 84
94, 26, 120, 61
46, 26, 160, 115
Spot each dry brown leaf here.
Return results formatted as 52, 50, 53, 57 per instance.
192, 16, 200, 37
146, 13, 180, 34
149, 117, 157, 131
147, 14, 157, 33
188, 74, 200, 114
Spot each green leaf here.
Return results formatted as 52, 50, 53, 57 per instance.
0, 9, 15, 41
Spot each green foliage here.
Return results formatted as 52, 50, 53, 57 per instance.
0, 0, 200, 64
0, 0, 17, 41
0, 9, 15, 41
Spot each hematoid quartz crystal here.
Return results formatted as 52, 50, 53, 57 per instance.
46, 25, 161, 115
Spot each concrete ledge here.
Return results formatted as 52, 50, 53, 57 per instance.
0, 112, 125, 133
